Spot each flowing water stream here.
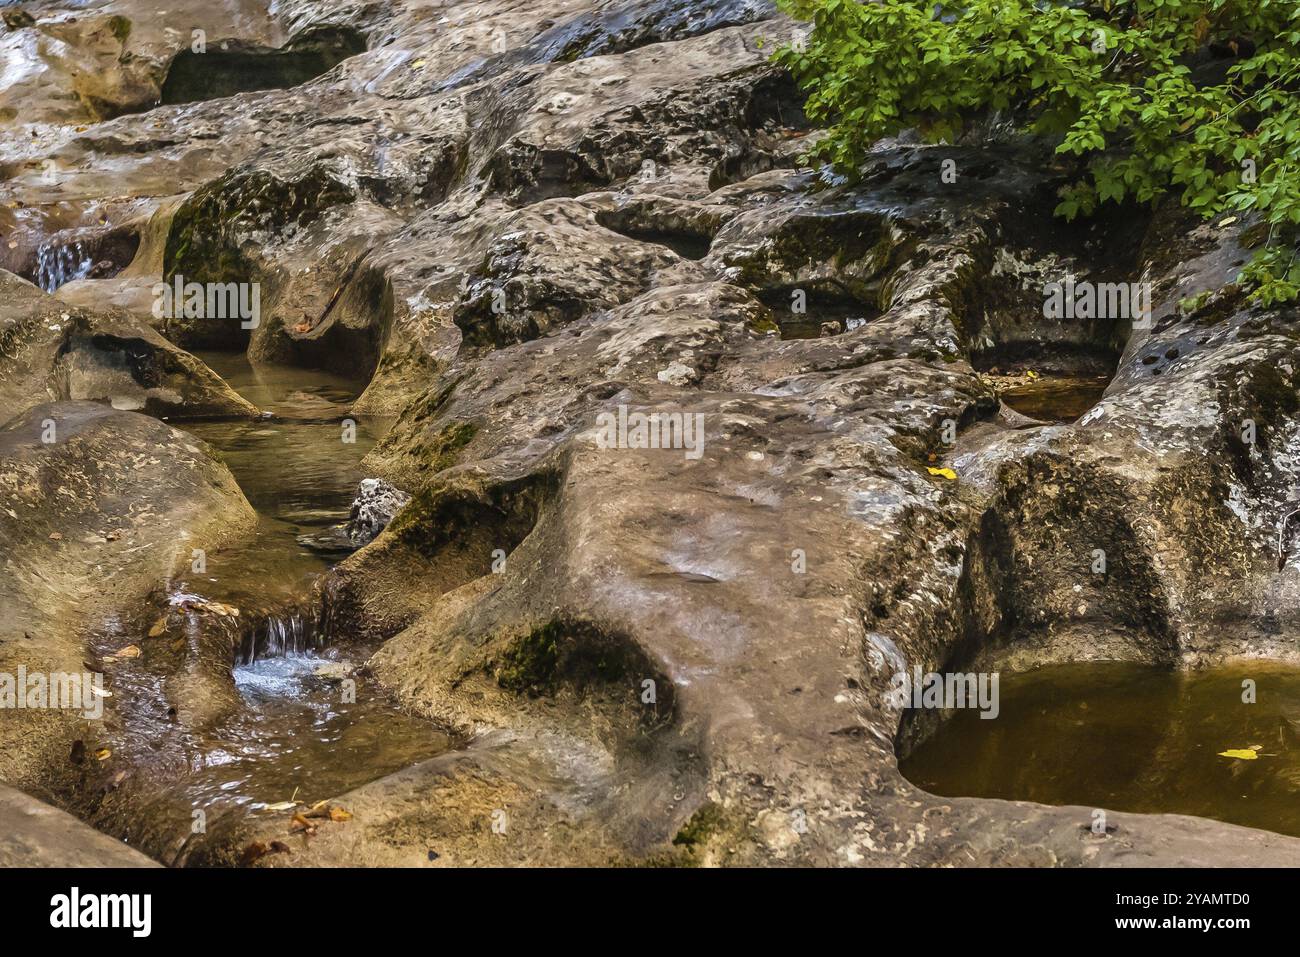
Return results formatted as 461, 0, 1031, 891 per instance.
70, 356, 1300, 855
900, 661, 1300, 838
82, 352, 452, 861
35, 239, 93, 292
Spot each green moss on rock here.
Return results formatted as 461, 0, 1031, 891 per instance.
165, 166, 355, 284
422, 421, 477, 473
108, 15, 132, 43
672, 802, 728, 848
494, 622, 563, 692
488, 620, 675, 722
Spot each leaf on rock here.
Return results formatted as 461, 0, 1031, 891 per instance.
197, 601, 240, 617
239, 841, 291, 866
1218, 748, 1259, 760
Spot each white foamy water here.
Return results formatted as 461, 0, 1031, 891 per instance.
35, 239, 92, 292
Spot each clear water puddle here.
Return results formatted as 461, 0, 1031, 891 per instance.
900, 662, 1300, 839
192, 651, 449, 812
756, 289, 879, 339
172, 351, 391, 610
84, 352, 449, 860
997, 373, 1110, 422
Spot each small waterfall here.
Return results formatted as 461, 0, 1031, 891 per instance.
35, 239, 93, 292
235, 609, 321, 666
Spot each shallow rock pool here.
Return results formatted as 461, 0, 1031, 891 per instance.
901, 661, 1300, 838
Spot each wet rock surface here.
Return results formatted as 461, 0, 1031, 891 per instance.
0, 270, 259, 420
0, 401, 256, 795
3, 0, 1300, 868
0, 784, 157, 867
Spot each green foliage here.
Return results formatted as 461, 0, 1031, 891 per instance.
774, 0, 1300, 302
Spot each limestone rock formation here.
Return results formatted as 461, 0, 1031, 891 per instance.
0, 784, 158, 867
0, 269, 259, 420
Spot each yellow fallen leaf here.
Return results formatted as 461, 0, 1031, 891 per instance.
112, 644, 141, 658
328, 807, 352, 823
263, 801, 299, 812
1219, 216, 1238, 227
147, 619, 166, 638
194, 600, 239, 617
1218, 748, 1258, 760
1026, 370, 1039, 379
927, 467, 957, 481
95, 748, 111, 761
